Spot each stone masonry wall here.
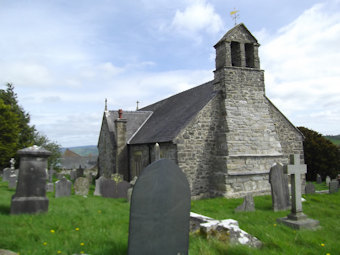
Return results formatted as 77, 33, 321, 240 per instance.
98, 115, 116, 178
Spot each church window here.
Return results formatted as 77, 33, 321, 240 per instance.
231, 41, 241, 67
245, 43, 255, 68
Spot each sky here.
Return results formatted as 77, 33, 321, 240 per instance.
0, 0, 339, 147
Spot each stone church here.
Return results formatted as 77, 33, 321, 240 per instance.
98, 23, 304, 199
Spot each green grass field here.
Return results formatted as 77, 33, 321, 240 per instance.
0, 180, 339, 255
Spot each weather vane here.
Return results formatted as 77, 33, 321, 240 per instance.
230, 8, 240, 26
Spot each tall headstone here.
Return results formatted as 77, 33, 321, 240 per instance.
10, 145, 51, 214
329, 180, 339, 194
325, 176, 331, 186
305, 182, 315, 194
128, 159, 191, 255
74, 177, 89, 196
277, 154, 319, 229
269, 163, 290, 211
316, 174, 322, 184
235, 194, 255, 212
55, 177, 72, 198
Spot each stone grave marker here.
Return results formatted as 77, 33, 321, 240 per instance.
94, 176, 107, 196
325, 176, 331, 186
305, 182, 315, 194
46, 182, 54, 192
100, 178, 130, 199
74, 177, 89, 196
10, 145, 51, 214
70, 170, 77, 181
10, 158, 15, 169
2, 168, 11, 182
76, 165, 84, 179
329, 180, 339, 194
277, 154, 319, 229
8, 173, 17, 189
48, 168, 55, 183
128, 159, 191, 255
127, 176, 138, 203
55, 177, 72, 198
269, 163, 290, 211
316, 174, 322, 184
235, 194, 255, 212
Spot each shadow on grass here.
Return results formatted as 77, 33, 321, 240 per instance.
0, 204, 10, 214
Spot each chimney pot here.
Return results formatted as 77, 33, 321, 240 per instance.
118, 109, 123, 119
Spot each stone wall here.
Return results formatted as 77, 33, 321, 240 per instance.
97, 114, 116, 178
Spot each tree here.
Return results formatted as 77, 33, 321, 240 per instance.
0, 98, 20, 169
298, 126, 340, 181
33, 132, 62, 169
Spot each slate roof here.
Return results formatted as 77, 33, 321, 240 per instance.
129, 80, 218, 144
105, 111, 152, 142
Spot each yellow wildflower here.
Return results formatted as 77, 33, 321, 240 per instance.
75, 227, 80, 231
321, 243, 325, 247
43, 242, 47, 246
57, 251, 62, 254
273, 224, 277, 227
80, 242, 85, 246
50, 229, 55, 234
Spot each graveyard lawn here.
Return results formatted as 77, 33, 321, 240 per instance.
0, 180, 339, 255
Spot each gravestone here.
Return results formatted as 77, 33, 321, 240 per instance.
305, 182, 315, 194
2, 168, 11, 182
316, 174, 322, 184
76, 165, 84, 179
329, 180, 339, 194
269, 163, 290, 211
86, 173, 94, 185
74, 177, 89, 196
48, 168, 55, 183
235, 194, 255, 212
8, 173, 17, 189
325, 176, 331, 186
128, 159, 191, 255
277, 154, 319, 229
10, 145, 51, 214
55, 177, 72, 198
127, 176, 138, 203
46, 182, 54, 192
154, 143, 160, 161
70, 170, 77, 181
100, 179, 130, 199
94, 176, 107, 196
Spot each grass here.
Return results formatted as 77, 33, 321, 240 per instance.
0, 179, 339, 255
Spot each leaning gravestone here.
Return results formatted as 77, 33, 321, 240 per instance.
325, 176, 331, 186
55, 177, 72, 198
277, 154, 319, 229
128, 159, 191, 255
74, 177, 89, 196
235, 194, 255, 212
316, 174, 322, 184
10, 145, 51, 214
305, 182, 315, 194
269, 163, 290, 211
329, 180, 339, 194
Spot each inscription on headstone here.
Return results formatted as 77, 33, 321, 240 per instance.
128, 159, 191, 255
10, 145, 51, 214
269, 163, 290, 211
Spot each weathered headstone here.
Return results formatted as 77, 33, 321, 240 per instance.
55, 177, 72, 198
8, 174, 17, 189
10, 145, 51, 214
305, 182, 315, 194
94, 176, 107, 196
2, 168, 11, 182
128, 159, 191, 255
277, 154, 319, 229
48, 168, 55, 183
46, 182, 54, 192
70, 170, 77, 181
329, 180, 339, 194
316, 174, 322, 184
269, 163, 290, 211
325, 176, 331, 186
74, 177, 89, 196
100, 179, 130, 199
235, 194, 255, 212
76, 165, 84, 179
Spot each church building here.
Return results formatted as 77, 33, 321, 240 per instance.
97, 24, 304, 199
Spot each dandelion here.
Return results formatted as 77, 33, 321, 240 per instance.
80, 242, 85, 246
321, 243, 325, 247
98, 210, 102, 214
43, 242, 47, 246
326, 253, 330, 255
57, 251, 62, 254
273, 224, 277, 227
75, 227, 80, 231
50, 229, 55, 234
80, 251, 84, 254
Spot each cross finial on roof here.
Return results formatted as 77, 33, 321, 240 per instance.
105, 98, 108, 112
136, 100, 140, 111
230, 8, 240, 26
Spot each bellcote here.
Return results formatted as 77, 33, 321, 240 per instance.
214, 23, 260, 70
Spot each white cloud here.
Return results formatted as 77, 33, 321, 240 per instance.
261, 1, 340, 135
171, 0, 223, 39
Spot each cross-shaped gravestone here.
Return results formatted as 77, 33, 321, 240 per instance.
284, 154, 306, 218
277, 154, 319, 229
10, 158, 15, 170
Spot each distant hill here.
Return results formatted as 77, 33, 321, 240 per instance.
61, 145, 98, 157
324, 135, 340, 145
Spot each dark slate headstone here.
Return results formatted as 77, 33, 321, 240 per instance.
94, 176, 107, 196
235, 194, 255, 212
74, 177, 89, 196
316, 174, 322, 184
55, 177, 72, 198
100, 179, 130, 199
2, 168, 11, 182
269, 163, 290, 211
305, 182, 315, 194
10, 145, 51, 214
76, 165, 84, 179
128, 159, 191, 255
329, 180, 339, 194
